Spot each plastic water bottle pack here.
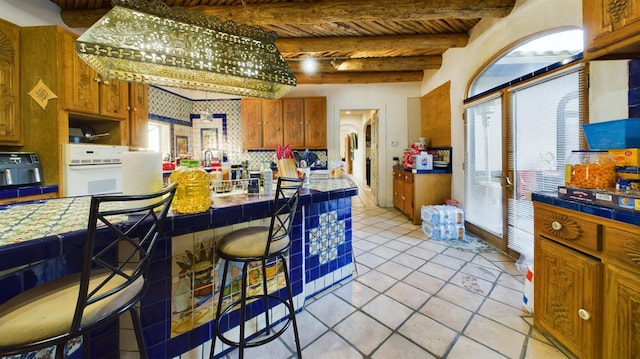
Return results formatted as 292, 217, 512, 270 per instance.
421, 205, 469, 242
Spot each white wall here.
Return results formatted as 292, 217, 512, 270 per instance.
0, 0, 74, 30
420, 0, 628, 207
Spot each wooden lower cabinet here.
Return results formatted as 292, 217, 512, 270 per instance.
534, 237, 602, 359
534, 202, 640, 359
603, 264, 640, 358
392, 168, 451, 224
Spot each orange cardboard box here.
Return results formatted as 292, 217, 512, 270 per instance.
609, 148, 640, 167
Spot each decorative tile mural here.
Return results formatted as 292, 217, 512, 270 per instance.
169, 222, 289, 338
308, 210, 346, 264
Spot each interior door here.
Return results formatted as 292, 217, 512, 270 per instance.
370, 111, 379, 205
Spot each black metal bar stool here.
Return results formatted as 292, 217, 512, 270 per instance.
210, 177, 303, 359
0, 184, 177, 359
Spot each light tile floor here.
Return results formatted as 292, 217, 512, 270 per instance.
213, 184, 573, 359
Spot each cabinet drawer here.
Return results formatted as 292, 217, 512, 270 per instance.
535, 207, 602, 252
603, 227, 640, 273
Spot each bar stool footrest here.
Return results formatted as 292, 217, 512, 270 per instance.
215, 293, 295, 349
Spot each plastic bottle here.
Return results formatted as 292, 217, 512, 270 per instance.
169, 160, 211, 213
262, 162, 273, 196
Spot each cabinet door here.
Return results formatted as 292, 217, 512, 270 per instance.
411, 174, 452, 222
283, 98, 305, 148
393, 170, 403, 210
403, 173, 414, 219
63, 32, 100, 115
241, 98, 263, 149
534, 237, 603, 359
603, 264, 640, 358
262, 99, 283, 149
304, 97, 327, 149
128, 83, 149, 148
583, 0, 640, 57
0, 19, 21, 144
98, 77, 129, 120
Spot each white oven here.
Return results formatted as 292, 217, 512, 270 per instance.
62, 143, 129, 197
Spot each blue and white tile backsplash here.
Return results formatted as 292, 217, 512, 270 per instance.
148, 86, 327, 168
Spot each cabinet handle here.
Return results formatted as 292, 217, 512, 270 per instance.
127, 105, 132, 111
551, 221, 563, 231
94, 77, 101, 83
578, 308, 590, 320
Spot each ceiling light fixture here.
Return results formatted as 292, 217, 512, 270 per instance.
301, 58, 318, 74
75, 0, 296, 99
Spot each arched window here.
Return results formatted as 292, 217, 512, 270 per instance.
469, 28, 583, 97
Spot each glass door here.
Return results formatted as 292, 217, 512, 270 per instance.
507, 67, 583, 257
465, 95, 504, 238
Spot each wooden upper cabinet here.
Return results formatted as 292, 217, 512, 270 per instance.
241, 98, 263, 149
283, 98, 305, 148
262, 99, 283, 149
0, 19, 21, 145
99, 79, 129, 120
128, 83, 149, 148
583, 0, 640, 59
303, 97, 327, 149
62, 31, 128, 120
241, 96, 326, 150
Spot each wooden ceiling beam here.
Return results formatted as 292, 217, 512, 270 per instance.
287, 56, 441, 73
57, 0, 515, 28
277, 34, 468, 54
199, 0, 516, 25
295, 71, 424, 84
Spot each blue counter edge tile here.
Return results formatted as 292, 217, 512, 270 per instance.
532, 191, 640, 226
0, 185, 58, 200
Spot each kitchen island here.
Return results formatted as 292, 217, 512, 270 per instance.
0, 177, 358, 358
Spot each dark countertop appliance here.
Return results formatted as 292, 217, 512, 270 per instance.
0, 152, 42, 188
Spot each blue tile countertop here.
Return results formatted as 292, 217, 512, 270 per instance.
0, 178, 357, 248
0, 184, 58, 201
532, 191, 640, 227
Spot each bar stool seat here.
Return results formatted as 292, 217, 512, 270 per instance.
217, 226, 289, 258
211, 177, 303, 359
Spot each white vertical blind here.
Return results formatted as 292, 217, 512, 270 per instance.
464, 95, 504, 237
507, 64, 586, 257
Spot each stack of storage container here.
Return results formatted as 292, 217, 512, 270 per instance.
421, 205, 469, 242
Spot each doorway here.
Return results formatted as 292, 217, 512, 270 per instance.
339, 109, 379, 205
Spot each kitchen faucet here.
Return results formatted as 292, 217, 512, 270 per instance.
202, 149, 214, 167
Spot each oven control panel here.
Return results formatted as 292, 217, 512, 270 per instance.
63, 144, 129, 166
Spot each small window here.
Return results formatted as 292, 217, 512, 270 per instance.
469, 29, 583, 97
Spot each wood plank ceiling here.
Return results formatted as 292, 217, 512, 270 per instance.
47, 0, 516, 84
